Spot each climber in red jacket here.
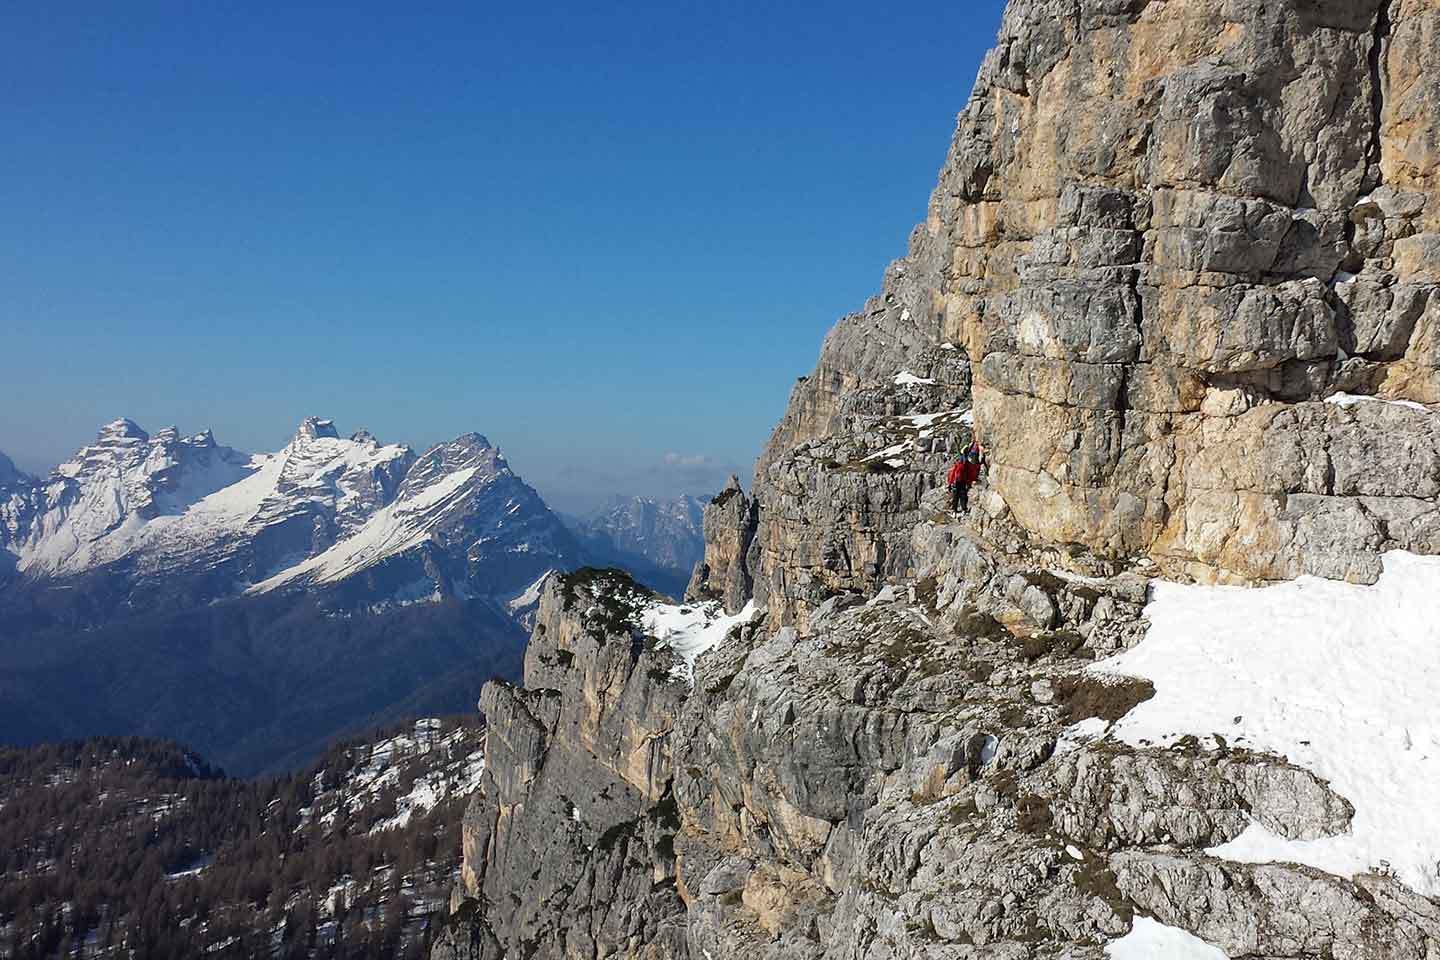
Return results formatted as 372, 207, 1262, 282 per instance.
947, 439, 985, 513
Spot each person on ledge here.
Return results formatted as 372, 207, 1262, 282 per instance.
947, 438, 985, 513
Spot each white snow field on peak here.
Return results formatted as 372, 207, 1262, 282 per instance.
1082, 550, 1440, 895
1, 415, 578, 612
6, 418, 412, 578
249, 465, 481, 592
643, 599, 758, 683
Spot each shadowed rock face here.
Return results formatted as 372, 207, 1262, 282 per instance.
438, 1, 1440, 957
430, 570, 693, 960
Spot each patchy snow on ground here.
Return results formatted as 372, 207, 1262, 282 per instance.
1090, 551, 1440, 894
901, 408, 969, 430
893, 370, 936, 387
1105, 917, 1229, 959
643, 600, 758, 683
1324, 391, 1428, 413
292, 719, 485, 835
863, 443, 910, 464
164, 853, 216, 880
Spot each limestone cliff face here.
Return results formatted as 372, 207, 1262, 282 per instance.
438, 2, 1440, 957
692, 0, 1440, 628
431, 570, 691, 959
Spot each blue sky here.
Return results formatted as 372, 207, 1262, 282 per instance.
1, 1, 1007, 512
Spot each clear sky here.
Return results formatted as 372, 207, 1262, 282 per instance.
1, 1, 1008, 513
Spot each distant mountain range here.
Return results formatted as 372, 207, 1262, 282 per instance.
562, 494, 706, 598
0, 417, 712, 774
0, 416, 574, 621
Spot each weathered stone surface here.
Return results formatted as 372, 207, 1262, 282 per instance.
436, 570, 690, 960
686, 476, 759, 612
439, 539, 1438, 958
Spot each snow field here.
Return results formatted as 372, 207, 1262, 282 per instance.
250, 466, 481, 591
1105, 917, 1229, 959
1087, 551, 1440, 894
642, 599, 759, 683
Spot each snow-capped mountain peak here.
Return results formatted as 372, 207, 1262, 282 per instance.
1, 416, 578, 617
249, 431, 574, 602
252, 417, 415, 541
7, 418, 256, 576
295, 416, 341, 441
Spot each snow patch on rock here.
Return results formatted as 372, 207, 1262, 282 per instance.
1105, 917, 1229, 959
1324, 391, 1429, 413
643, 599, 758, 683
1090, 551, 1440, 894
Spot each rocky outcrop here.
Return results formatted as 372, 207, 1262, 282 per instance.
440, 0, 1440, 957
686, 477, 759, 612
701, 0, 1440, 611
443, 549, 1440, 957
958, 0, 1440, 585
432, 569, 692, 960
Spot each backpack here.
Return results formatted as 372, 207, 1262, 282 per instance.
962, 448, 982, 483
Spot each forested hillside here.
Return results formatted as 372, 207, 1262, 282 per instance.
0, 719, 482, 959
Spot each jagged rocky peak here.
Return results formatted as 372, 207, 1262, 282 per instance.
397, 433, 503, 495
2, 414, 577, 618
0, 451, 26, 488
293, 415, 341, 441
262, 417, 416, 535
97, 416, 147, 440
246, 425, 576, 605
687, 0, 1440, 631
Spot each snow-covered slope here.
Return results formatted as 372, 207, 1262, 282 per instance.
0, 417, 412, 581
3, 419, 254, 576
1078, 550, 1440, 896
250, 433, 576, 606
0, 417, 578, 618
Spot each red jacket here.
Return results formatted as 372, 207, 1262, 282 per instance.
948, 456, 982, 485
